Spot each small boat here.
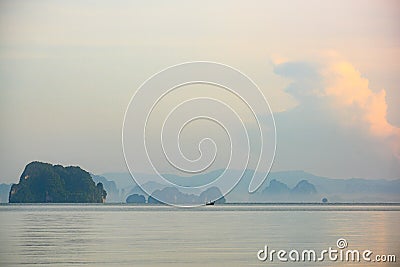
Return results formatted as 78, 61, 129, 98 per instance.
205, 201, 215, 206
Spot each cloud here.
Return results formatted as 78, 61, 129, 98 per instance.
324, 60, 399, 139
273, 54, 400, 178
322, 58, 400, 160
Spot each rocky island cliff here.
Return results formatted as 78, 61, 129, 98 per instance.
9, 161, 107, 203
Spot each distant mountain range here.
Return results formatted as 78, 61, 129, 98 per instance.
146, 186, 226, 205
99, 169, 400, 203
256, 170, 400, 202
1, 166, 399, 203
263, 179, 317, 195
91, 174, 120, 202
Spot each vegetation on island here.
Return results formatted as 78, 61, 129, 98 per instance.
9, 161, 107, 203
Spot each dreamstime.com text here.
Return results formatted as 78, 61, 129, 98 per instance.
257, 238, 396, 263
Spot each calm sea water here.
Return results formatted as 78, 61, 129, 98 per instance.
0, 204, 399, 266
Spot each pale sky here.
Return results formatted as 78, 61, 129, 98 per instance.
1, 0, 399, 183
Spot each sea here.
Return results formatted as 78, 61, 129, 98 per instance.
0, 204, 399, 266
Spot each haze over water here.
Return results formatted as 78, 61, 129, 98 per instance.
0, 204, 398, 266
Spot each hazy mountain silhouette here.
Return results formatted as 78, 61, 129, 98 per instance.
91, 174, 120, 202
147, 186, 226, 205
262, 179, 290, 194
100, 169, 400, 203
291, 180, 317, 194
126, 193, 146, 203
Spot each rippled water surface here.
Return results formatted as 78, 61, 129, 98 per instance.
0, 204, 399, 266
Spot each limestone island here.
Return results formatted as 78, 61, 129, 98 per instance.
9, 161, 107, 203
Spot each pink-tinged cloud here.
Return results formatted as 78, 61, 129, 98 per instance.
273, 53, 400, 176
323, 59, 400, 159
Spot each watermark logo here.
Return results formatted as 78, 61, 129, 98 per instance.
122, 62, 276, 207
257, 238, 396, 263
336, 238, 347, 249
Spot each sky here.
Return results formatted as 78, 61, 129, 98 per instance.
0, 0, 399, 183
